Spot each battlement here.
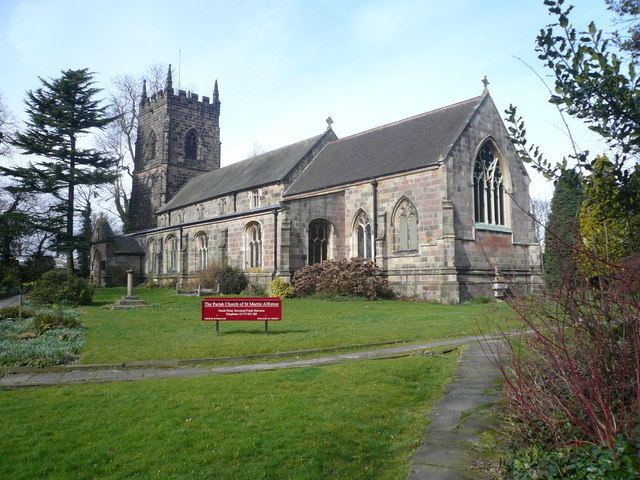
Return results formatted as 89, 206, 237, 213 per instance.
142, 87, 219, 112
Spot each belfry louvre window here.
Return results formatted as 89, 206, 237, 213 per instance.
308, 219, 330, 265
146, 131, 157, 161
184, 128, 198, 160
473, 143, 505, 226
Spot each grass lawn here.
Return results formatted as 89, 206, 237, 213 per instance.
0, 354, 458, 480
79, 288, 513, 364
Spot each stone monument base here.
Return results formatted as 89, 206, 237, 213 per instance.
112, 295, 147, 310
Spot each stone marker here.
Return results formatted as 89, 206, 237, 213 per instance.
112, 270, 147, 309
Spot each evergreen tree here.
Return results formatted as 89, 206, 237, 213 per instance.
544, 169, 584, 288
1, 69, 117, 271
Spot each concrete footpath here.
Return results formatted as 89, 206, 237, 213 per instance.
0, 334, 501, 388
407, 342, 501, 480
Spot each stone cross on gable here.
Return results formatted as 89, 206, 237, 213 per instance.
482, 76, 490, 92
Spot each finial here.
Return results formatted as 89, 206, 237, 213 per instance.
481, 75, 489, 93
166, 64, 173, 91
326, 116, 333, 129
141, 79, 147, 104
213, 79, 219, 102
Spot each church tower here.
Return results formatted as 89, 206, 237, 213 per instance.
128, 65, 221, 231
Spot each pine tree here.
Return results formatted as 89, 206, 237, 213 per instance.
543, 169, 584, 289
2, 69, 117, 271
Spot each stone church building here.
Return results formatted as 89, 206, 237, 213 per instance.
91, 67, 541, 302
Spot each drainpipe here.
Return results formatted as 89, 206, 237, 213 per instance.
272, 209, 279, 278
371, 180, 378, 261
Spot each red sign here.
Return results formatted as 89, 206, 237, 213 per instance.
201, 297, 282, 321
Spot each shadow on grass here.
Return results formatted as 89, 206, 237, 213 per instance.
89, 301, 113, 307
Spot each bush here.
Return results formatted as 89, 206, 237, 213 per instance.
195, 262, 225, 289
217, 266, 247, 294
469, 295, 494, 305
505, 433, 639, 479
0, 305, 36, 320
28, 269, 94, 306
138, 281, 159, 289
268, 278, 293, 298
32, 307, 81, 333
292, 258, 394, 300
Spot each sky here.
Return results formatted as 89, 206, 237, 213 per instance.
0, 0, 617, 206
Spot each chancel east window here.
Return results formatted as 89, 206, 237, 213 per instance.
245, 222, 262, 268
353, 210, 373, 260
393, 198, 418, 252
473, 142, 506, 226
184, 128, 198, 160
195, 233, 208, 271
308, 219, 331, 265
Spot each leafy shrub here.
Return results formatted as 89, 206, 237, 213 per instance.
0, 305, 36, 320
469, 295, 494, 304
244, 279, 266, 296
32, 308, 81, 333
28, 269, 94, 306
292, 258, 393, 300
217, 266, 247, 294
268, 278, 293, 298
505, 433, 639, 479
0, 316, 84, 367
195, 262, 225, 289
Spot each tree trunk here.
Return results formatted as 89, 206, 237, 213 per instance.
66, 137, 76, 271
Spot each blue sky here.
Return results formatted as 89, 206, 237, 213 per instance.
0, 0, 616, 201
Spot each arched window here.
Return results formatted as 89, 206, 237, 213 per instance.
245, 222, 262, 268
195, 233, 207, 271
353, 210, 373, 260
146, 131, 157, 161
147, 238, 157, 273
393, 197, 418, 252
308, 219, 331, 265
473, 142, 506, 226
166, 235, 178, 272
184, 128, 198, 160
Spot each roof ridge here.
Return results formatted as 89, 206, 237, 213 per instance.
217, 133, 323, 171
332, 95, 483, 143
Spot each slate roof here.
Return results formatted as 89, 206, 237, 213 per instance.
158, 133, 325, 213
114, 236, 144, 255
284, 95, 484, 197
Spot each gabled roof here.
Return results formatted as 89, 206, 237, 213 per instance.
91, 217, 115, 243
114, 236, 144, 255
158, 133, 327, 213
284, 94, 484, 197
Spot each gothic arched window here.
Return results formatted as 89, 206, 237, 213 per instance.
245, 222, 262, 269
308, 219, 331, 265
184, 128, 198, 160
473, 142, 506, 226
393, 197, 418, 252
166, 235, 178, 272
353, 210, 373, 260
147, 238, 157, 273
146, 131, 157, 161
195, 233, 208, 271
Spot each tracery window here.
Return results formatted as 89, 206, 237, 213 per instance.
146, 131, 157, 161
251, 189, 261, 208
166, 235, 178, 272
308, 219, 331, 265
393, 198, 418, 252
184, 128, 198, 160
195, 233, 208, 271
245, 222, 262, 269
353, 210, 373, 260
473, 142, 506, 226
147, 238, 157, 273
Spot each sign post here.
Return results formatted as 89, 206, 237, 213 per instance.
202, 298, 282, 335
